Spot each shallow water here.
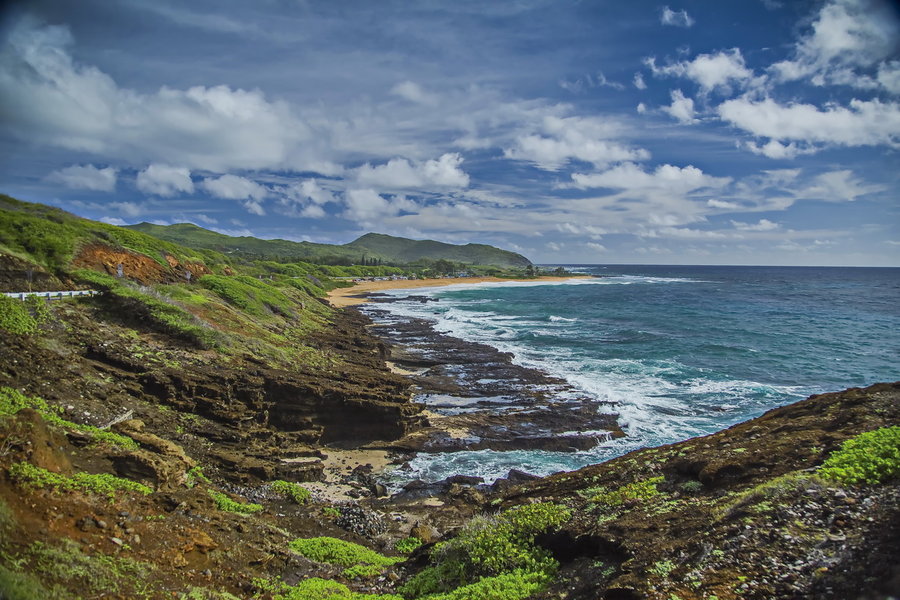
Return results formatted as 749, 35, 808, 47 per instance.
367, 265, 900, 484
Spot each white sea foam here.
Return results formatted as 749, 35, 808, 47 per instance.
549, 315, 577, 322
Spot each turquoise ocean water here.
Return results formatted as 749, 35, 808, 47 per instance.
370, 265, 900, 484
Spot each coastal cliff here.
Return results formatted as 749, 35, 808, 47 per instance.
0, 197, 897, 599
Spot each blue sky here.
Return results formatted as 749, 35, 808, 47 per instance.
1, 0, 898, 266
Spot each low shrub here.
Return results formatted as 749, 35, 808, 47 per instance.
271, 480, 311, 504
589, 476, 664, 507
270, 577, 403, 600
9, 462, 152, 500
208, 490, 263, 514
818, 426, 900, 485
395, 537, 423, 555
0, 387, 138, 450
288, 537, 400, 569
0, 295, 37, 334
400, 502, 570, 597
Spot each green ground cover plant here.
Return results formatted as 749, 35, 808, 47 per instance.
0, 295, 37, 334
394, 537, 423, 555
9, 462, 152, 500
818, 426, 900, 485
0, 387, 138, 450
399, 502, 570, 598
260, 576, 403, 600
270, 480, 311, 504
588, 476, 664, 507
208, 490, 263, 514
289, 537, 401, 569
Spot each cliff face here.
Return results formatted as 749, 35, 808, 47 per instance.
492, 382, 900, 600
0, 281, 897, 599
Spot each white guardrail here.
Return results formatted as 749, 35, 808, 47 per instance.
3, 290, 99, 300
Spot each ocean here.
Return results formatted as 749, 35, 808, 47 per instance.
364, 265, 900, 485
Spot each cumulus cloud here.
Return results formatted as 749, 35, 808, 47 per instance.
504, 115, 650, 170
662, 89, 697, 123
136, 164, 193, 196
356, 153, 470, 190
646, 49, 754, 93
342, 189, 418, 223
570, 162, 730, 193
769, 0, 900, 91
47, 164, 117, 191
201, 174, 268, 215
660, 6, 695, 27
718, 97, 900, 150
278, 179, 336, 219
0, 18, 320, 173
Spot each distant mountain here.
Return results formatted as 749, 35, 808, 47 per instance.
126, 223, 531, 267
346, 233, 531, 267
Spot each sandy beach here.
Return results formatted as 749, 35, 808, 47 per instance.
327, 275, 590, 307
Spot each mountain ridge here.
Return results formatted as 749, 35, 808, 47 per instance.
126, 222, 532, 267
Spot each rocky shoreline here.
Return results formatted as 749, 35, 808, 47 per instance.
359, 293, 623, 459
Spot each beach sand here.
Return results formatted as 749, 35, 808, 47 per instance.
327, 275, 590, 307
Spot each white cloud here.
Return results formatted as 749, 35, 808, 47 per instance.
278, 179, 336, 219
662, 89, 697, 123
100, 216, 127, 226
0, 18, 324, 173
47, 164, 116, 191
201, 174, 268, 215
504, 115, 650, 170
136, 164, 193, 196
356, 153, 470, 190
570, 162, 730, 193
633, 72, 647, 90
342, 189, 419, 223
769, 0, 900, 91
718, 97, 900, 151
800, 169, 884, 202
660, 6, 695, 27
636, 102, 647, 114
646, 49, 754, 92
731, 218, 780, 231
586, 242, 607, 252
744, 140, 813, 159
390, 81, 436, 105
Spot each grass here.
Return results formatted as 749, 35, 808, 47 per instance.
586, 476, 665, 507
818, 426, 900, 485
718, 471, 827, 520
208, 490, 263, 514
8, 462, 153, 500
0, 387, 138, 450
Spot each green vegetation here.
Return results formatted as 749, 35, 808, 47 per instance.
719, 471, 825, 519
289, 537, 401, 571
0, 295, 37, 334
185, 466, 211, 488
127, 223, 531, 268
322, 506, 341, 518
395, 537, 423, 555
270, 480, 311, 504
8, 462, 152, 500
73, 270, 222, 349
818, 426, 900, 485
4, 539, 152, 599
587, 476, 664, 507
400, 502, 570, 598
199, 275, 294, 317
208, 490, 263, 514
0, 387, 138, 450
648, 560, 676, 578
256, 576, 403, 600
0, 195, 210, 270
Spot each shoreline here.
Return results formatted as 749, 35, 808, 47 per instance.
326, 274, 591, 307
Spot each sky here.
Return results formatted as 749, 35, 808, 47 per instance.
0, 0, 898, 266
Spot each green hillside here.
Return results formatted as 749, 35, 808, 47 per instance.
346, 233, 531, 268
127, 223, 532, 268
